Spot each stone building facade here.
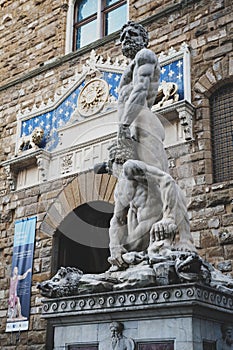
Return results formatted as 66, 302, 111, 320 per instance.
0, 0, 233, 348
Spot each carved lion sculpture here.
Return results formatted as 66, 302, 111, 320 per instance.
18, 127, 44, 153
37, 267, 83, 298
155, 80, 179, 108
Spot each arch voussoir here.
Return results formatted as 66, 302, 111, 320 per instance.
39, 171, 116, 236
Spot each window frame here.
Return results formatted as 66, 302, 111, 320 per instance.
65, 0, 128, 54
101, 0, 128, 37
210, 83, 233, 184
73, 1, 98, 50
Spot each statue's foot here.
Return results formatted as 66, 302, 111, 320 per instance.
148, 241, 173, 264
122, 251, 146, 265
108, 245, 128, 269
148, 252, 170, 264
107, 264, 127, 272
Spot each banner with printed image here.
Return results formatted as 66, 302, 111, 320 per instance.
6, 217, 37, 332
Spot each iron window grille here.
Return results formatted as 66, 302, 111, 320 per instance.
210, 83, 233, 183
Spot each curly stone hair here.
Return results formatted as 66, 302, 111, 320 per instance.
120, 21, 149, 48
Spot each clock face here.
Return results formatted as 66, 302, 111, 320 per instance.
78, 78, 109, 117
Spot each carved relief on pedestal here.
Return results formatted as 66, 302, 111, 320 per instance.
216, 324, 233, 350
78, 78, 109, 117
109, 321, 135, 350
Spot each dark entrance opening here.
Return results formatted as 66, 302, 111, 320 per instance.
52, 201, 114, 274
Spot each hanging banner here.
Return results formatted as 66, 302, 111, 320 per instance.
6, 216, 37, 332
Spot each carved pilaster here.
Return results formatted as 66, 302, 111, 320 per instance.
36, 153, 50, 182
177, 102, 195, 141
4, 164, 17, 191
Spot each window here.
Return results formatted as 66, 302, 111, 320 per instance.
210, 83, 233, 183
73, 0, 127, 50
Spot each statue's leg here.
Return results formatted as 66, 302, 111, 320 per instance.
108, 207, 129, 269
147, 168, 178, 246
146, 165, 195, 253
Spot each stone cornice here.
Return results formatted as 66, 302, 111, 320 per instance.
41, 283, 233, 319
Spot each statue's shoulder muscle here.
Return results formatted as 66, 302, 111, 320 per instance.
135, 48, 157, 66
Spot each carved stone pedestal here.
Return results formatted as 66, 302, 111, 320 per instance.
42, 283, 233, 350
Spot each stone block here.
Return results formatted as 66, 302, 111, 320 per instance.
206, 246, 224, 258
209, 0, 224, 12
208, 217, 220, 229
229, 56, 233, 76
194, 82, 206, 93
206, 68, 217, 84
222, 214, 233, 226
207, 191, 231, 207
40, 247, 52, 258
188, 195, 206, 210
203, 42, 232, 61
223, 245, 233, 259
207, 29, 226, 42
201, 231, 219, 248
25, 203, 38, 216
0, 266, 5, 278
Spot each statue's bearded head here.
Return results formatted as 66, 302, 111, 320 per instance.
120, 21, 149, 59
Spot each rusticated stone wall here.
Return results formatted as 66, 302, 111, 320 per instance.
0, 0, 232, 348
0, 0, 68, 85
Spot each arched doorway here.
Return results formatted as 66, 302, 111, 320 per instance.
52, 200, 114, 274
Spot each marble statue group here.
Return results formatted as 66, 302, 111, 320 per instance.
38, 21, 233, 297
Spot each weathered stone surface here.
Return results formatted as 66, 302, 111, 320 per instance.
208, 217, 220, 229
222, 214, 233, 227
217, 261, 232, 273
